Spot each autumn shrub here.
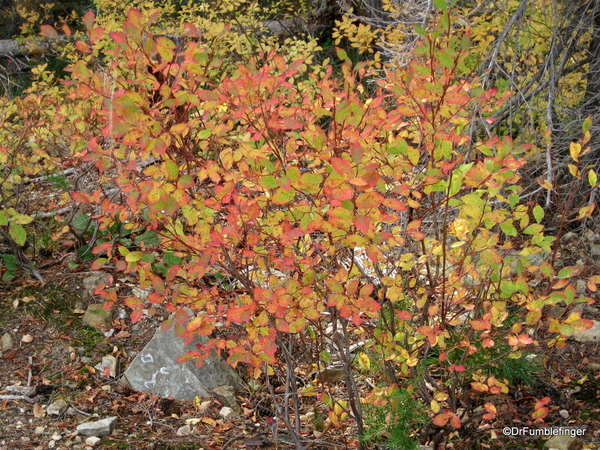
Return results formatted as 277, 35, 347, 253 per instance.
28, 3, 599, 448
0, 66, 73, 281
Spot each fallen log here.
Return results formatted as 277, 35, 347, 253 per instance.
0, 39, 50, 57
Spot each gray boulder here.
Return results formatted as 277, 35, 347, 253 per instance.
121, 318, 244, 401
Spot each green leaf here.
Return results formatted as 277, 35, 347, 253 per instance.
582, 115, 592, 134
336, 47, 349, 61
141, 253, 155, 263
2, 270, 16, 282
438, 52, 453, 68
533, 204, 544, 223
9, 223, 27, 246
356, 191, 384, 209
164, 251, 183, 267
300, 172, 322, 187
72, 213, 92, 231
388, 139, 408, 155
500, 221, 517, 237
134, 230, 160, 246
272, 188, 295, 205
10, 214, 34, 225
433, 0, 448, 11
415, 24, 427, 35
259, 175, 278, 189
125, 251, 143, 262
178, 174, 195, 189
2, 253, 18, 270
522, 224, 544, 235
165, 160, 179, 180
557, 266, 579, 279
197, 129, 211, 139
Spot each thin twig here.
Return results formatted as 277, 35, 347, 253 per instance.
0, 394, 35, 403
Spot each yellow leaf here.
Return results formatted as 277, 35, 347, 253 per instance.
358, 353, 371, 370
577, 203, 595, 220
588, 169, 598, 187
570, 142, 581, 162
407, 146, 420, 165
220, 148, 233, 170
568, 164, 580, 178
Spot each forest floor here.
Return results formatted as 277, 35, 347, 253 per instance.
0, 236, 600, 450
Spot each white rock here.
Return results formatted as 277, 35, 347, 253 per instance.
34, 426, 45, 435
132, 287, 151, 300
543, 434, 581, 450
1, 333, 14, 351
100, 355, 118, 377
219, 406, 237, 420
47, 400, 68, 416
76, 416, 117, 437
85, 436, 101, 447
571, 320, 600, 342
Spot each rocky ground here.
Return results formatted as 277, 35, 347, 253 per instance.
0, 233, 600, 450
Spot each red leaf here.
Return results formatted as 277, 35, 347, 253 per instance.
92, 242, 113, 255
396, 310, 412, 321
353, 215, 371, 233
130, 308, 144, 324
61, 24, 71, 38
90, 258, 107, 270
432, 412, 450, 427
450, 414, 461, 429
89, 27, 104, 44
75, 40, 91, 53
72, 192, 90, 204
40, 25, 59, 40
83, 11, 95, 31
183, 22, 199, 36
110, 31, 127, 44
228, 304, 255, 323
331, 157, 353, 177
282, 119, 303, 130
382, 197, 406, 211
124, 296, 144, 308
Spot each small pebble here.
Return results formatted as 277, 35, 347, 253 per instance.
176, 425, 191, 436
